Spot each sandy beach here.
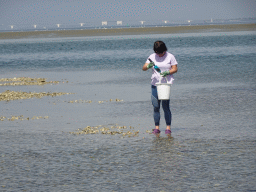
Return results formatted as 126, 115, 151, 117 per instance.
0, 23, 255, 39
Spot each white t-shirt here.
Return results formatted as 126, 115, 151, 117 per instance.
146, 52, 178, 85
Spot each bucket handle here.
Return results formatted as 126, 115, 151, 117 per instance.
159, 75, 168, 84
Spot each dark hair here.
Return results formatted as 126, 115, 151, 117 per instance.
153, 41, 167, 53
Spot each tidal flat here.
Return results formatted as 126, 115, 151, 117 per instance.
0, 30, 255, 191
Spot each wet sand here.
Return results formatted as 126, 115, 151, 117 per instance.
0, 23, 255, 39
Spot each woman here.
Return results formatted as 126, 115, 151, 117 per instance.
142, 41, 178, 134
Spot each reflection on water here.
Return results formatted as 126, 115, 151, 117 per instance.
1, 130, 254, 191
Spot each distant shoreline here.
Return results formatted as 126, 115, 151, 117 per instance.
0, 23, 255, 39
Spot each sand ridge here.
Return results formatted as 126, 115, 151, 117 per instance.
0, 23, 255, 39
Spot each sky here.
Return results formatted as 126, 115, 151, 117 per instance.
0, 0, 255, 28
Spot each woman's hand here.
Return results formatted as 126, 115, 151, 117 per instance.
142, 62, 152, 71
160, 71, 170, 77
147, 62, 154, 69
160, 65, 178, 76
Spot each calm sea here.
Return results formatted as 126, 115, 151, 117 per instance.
0, 31, 255, 191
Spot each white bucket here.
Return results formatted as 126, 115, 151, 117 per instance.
155, 77, 172, 100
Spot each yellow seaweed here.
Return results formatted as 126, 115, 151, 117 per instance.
70, 124, 139, 137
0, 90, 73, 101
0, 77, 59, 86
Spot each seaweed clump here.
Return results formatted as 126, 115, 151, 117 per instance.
0, 90, 73, 101
0, 77, 59, 86
70, 125, 139, 137
0, 115, 49, 121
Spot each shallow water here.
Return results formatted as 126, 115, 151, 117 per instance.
0, 31, 256, 191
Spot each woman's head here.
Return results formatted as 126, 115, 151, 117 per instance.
153, 41, 167, 54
